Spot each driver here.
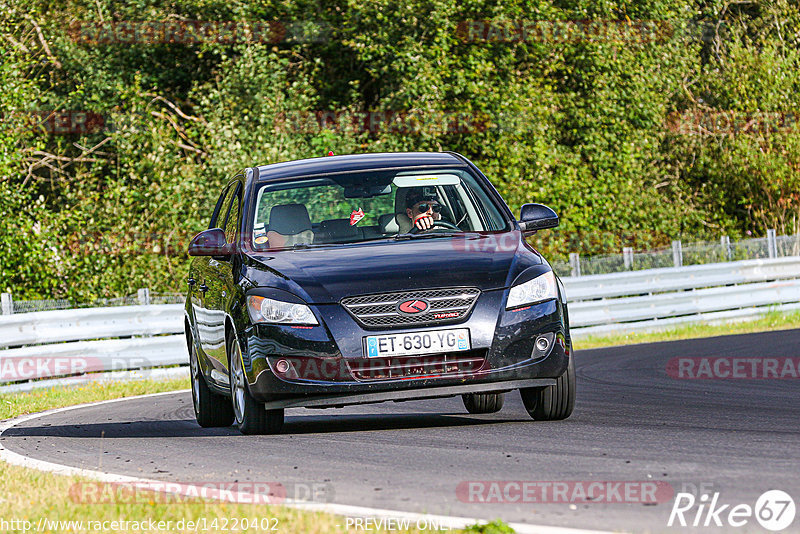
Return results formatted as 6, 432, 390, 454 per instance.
406, 189, 443, 231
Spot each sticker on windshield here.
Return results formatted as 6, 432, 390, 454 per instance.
393, 174, 460, 187
350, 208, 365, 226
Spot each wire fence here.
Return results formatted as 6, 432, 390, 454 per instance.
3, 290, 185, 315
553, 231, 800, 278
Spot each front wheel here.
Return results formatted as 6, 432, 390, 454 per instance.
228, 334, 284, 435
462, 393, 505, 414
190, 343, 234, 428
520, 356, 575, 421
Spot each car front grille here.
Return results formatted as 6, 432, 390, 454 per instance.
346, 350, 487, 381
340, 287, 481, 328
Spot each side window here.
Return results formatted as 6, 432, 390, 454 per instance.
223, 185, 242, 244
208, 187, 230, 229
463, 180, 505, 231
443, 186, 469, 229
212, 185, 237, 231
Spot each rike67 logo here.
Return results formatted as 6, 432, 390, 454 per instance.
669, 490, 796, 531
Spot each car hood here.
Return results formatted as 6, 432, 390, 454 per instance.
242, 233, 541, 303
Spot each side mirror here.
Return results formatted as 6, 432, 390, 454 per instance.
188, 228, 232, 257
518, 203, 559, 234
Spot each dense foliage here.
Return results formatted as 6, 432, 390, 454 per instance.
2, 0, 799, 300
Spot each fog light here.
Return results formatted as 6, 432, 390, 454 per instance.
535, 336, 550, 352
275, 359, 290, 373
532, 332, 556, 359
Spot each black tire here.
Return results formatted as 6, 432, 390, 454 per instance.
228, 333, 284, 435
190, 342, 234, 428
520, 355, 575, 421
462, 392, 505, 414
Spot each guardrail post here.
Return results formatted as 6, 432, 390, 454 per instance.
1, 293, 12, 315
672, 240, 683, 267
569, 253, 581, 277
721, 235, 732, 261
137, 288, 151, 306
622, 247, 634, 270
767, 229, 777, 258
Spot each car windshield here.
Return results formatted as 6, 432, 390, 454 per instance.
249, 168, 509, 250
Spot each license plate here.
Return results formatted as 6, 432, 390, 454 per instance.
364, 328, 471, 358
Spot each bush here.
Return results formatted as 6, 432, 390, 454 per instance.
2, 0, 799, 299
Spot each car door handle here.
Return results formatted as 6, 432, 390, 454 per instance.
198, 284, 209, 293
187, 277, 196, 287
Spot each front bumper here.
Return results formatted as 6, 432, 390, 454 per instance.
240, 289, 570, 403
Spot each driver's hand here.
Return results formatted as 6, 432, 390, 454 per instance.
413, 214, 434, 231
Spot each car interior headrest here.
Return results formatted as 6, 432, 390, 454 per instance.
378, 213, 399, 233
268, 203, 312, 235
317, 218, 360, 241
394, 188, 413, 233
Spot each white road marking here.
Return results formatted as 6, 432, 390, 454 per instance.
0, 391, 618, 534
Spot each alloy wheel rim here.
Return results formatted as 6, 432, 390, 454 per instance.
190, 346, 200, 414
231, 342, 246, 424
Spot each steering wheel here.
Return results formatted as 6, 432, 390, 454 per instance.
408, 220, 461, 234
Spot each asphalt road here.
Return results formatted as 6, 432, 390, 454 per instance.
3, 329, 800, 533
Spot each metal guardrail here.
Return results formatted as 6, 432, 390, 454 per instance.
0, 305, 184, 348
563, 256, 800, 300
564, 256, 800, 336
0, 304, 187, 385
1, 256, 798, 385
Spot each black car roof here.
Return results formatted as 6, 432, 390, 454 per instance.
254, 152, 467, 182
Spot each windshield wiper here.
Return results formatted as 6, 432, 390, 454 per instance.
394, 232, 463, 241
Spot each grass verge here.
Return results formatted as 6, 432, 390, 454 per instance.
575, 309, 800, 350
0, 377, 190, 421
0, 378, 481, 533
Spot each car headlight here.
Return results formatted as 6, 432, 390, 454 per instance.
506, 271, 558, 309
247, 296, 318, 325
